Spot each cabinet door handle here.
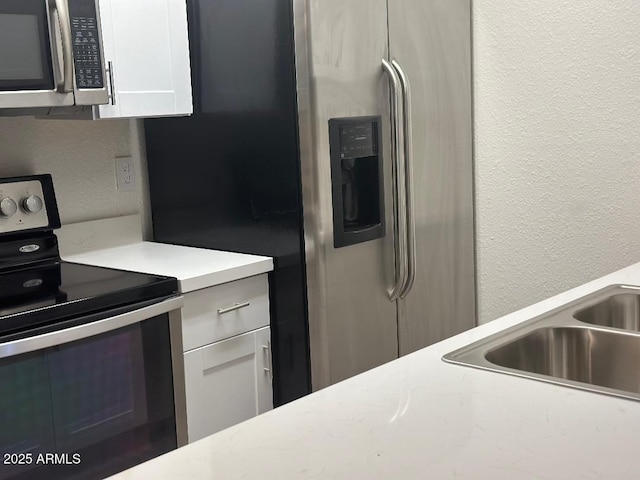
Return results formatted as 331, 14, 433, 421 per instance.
106, 61, 116, 105
263, 341, 273, 380
217, 301, 251, 315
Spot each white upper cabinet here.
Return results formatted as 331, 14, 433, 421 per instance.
94, 0, 193, 119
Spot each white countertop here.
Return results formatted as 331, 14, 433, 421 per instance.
108, 261, 640, 480
65, 241, 273, 293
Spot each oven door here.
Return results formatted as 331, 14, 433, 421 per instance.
0, 0, 108, 110
0, 296, 186, 480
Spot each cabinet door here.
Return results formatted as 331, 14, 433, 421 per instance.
94, 0, 192, 119
183, 327, 273, 443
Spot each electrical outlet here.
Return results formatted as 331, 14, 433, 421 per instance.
115, 156, 136, 192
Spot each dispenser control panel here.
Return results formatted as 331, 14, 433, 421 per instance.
339, 122, 378, 159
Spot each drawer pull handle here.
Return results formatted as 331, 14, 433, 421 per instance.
217, 302, 251, 315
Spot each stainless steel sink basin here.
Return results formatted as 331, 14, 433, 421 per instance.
574, 293, 640, 331
444, 285, 640, 401
486, 327, 640, 394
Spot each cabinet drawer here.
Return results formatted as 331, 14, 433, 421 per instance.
182, 274, 269, 351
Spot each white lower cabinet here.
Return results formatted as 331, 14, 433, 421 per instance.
183, 326, 273, 442
181, 274, 273, 442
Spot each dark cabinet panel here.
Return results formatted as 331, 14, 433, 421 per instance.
145, 0, 311, 405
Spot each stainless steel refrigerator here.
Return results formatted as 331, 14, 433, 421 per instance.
294, 0, 476, 388
145, 0, 475, 401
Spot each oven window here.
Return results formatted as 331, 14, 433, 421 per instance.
0, 0, 54, 91
48, 326, 149, 454
0, 313, 177, 480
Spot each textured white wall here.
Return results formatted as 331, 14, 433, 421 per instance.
474, 1, 640, 323
0, 117, 151, 233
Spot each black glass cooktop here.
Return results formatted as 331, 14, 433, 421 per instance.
0, 261, 178, 336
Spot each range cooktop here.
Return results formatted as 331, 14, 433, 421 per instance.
0, 174, 179, 339
0, 261, 178, 336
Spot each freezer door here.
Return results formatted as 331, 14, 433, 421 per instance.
295, 0, 398, 389
388, 0, 476, 354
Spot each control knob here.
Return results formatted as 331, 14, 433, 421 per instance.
22, 195, 44, 214
0, 197, 18, 218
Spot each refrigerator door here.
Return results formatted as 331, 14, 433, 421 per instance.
295, 0, 398, 389
388, 0, 476, 354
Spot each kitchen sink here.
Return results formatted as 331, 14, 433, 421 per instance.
444, 285, 640, 401
574, 293, 640, 331
486, 327, 640, 394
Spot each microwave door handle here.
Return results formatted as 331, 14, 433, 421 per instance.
47, 0, 63, 90
49, 0, 74, 93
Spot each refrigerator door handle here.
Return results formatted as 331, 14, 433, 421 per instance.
382, 59, 408, 301
392, 60, 417, 299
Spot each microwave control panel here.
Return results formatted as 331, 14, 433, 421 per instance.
69, 0, 104, 89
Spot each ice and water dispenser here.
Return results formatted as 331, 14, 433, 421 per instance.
329, 116, 385, 248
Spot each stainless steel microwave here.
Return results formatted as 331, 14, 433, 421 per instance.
0, 0, 109, 113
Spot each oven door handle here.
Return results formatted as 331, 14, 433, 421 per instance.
0, 296, 184, 359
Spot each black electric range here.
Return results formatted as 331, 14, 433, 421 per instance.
0, 175, 178, 339
0, 174, 185, 480
1, 260, 178, 340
